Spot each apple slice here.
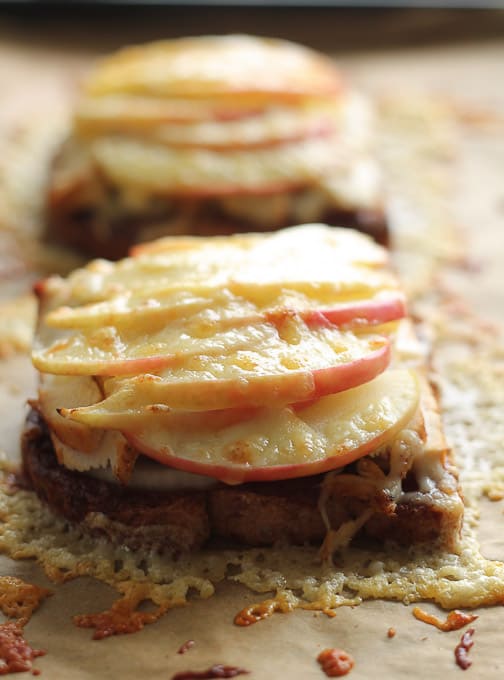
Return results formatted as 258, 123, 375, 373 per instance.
129, 232, 263, 257
54, 250, 393, 311
44, 268, 397, 330
34, 307, 389, 379
44, 288, 222, 330
122, 369, 420, 484
47, 225, 391, 307
38, 373, 104, 453
60, 334, 390, 424
151, 108, 335, 150
75, 95, 268, 135
44, 287, 405, 333
90, 133, 344, 196
79, 100, 336, 150
85, 36, 343, 100
292, 294, 405, 328
62, 404, 261, 436
233, 223, 390, 268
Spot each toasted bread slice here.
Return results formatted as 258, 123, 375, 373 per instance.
24, 225, 463, 555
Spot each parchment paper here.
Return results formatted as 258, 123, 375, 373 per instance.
1, 31, 504, 679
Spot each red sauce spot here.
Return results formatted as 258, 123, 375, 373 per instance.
317, 648, 354, 677
171, 665, 249, 679
455, 628, 475, 670
0, 622, 45, 676
412, 607, 478, 632
177, 640, 195, 655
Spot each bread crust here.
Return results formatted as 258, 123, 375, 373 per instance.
21, 409, 462, 554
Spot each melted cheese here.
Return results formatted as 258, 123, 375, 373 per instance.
34, 227, 400, 417
43, 223, 391, 307
87, 93, 375, 198
121, 370, 419, 483
85, 458, 218, 491
0, 475, 490, 615
90, 133, 343, 195
34, 224, 401, 440
3, 81, 502, 635
75, 95, 269, 129
75, 91, 371, 152
79, 105, 338, 150
83, 35, 344, 100
32, 224, 464, 573
69, 36, 378, 207
0, 576, 51, 626
54, 36, 384, 233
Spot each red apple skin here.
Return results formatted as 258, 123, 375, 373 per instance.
80, 105, 267, 131
159, 119, 334, 152
125, 409, 397, 485
33, 352, 170, 378
63, 339, 390, 416
45, 292, 405, 336
124, 364, 418, 485
40, 297, 399, 377
266, 294, 406, 330
308, 338, 391, 403
212, 107, 264, 122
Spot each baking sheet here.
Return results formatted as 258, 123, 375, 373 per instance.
1, 37, 504, 679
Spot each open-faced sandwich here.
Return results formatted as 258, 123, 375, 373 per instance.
46, 35, 387, 259
22, 224, 463, 558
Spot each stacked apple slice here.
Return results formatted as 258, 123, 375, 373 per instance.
70, 35, 376, 202
33, 224, 420, 484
